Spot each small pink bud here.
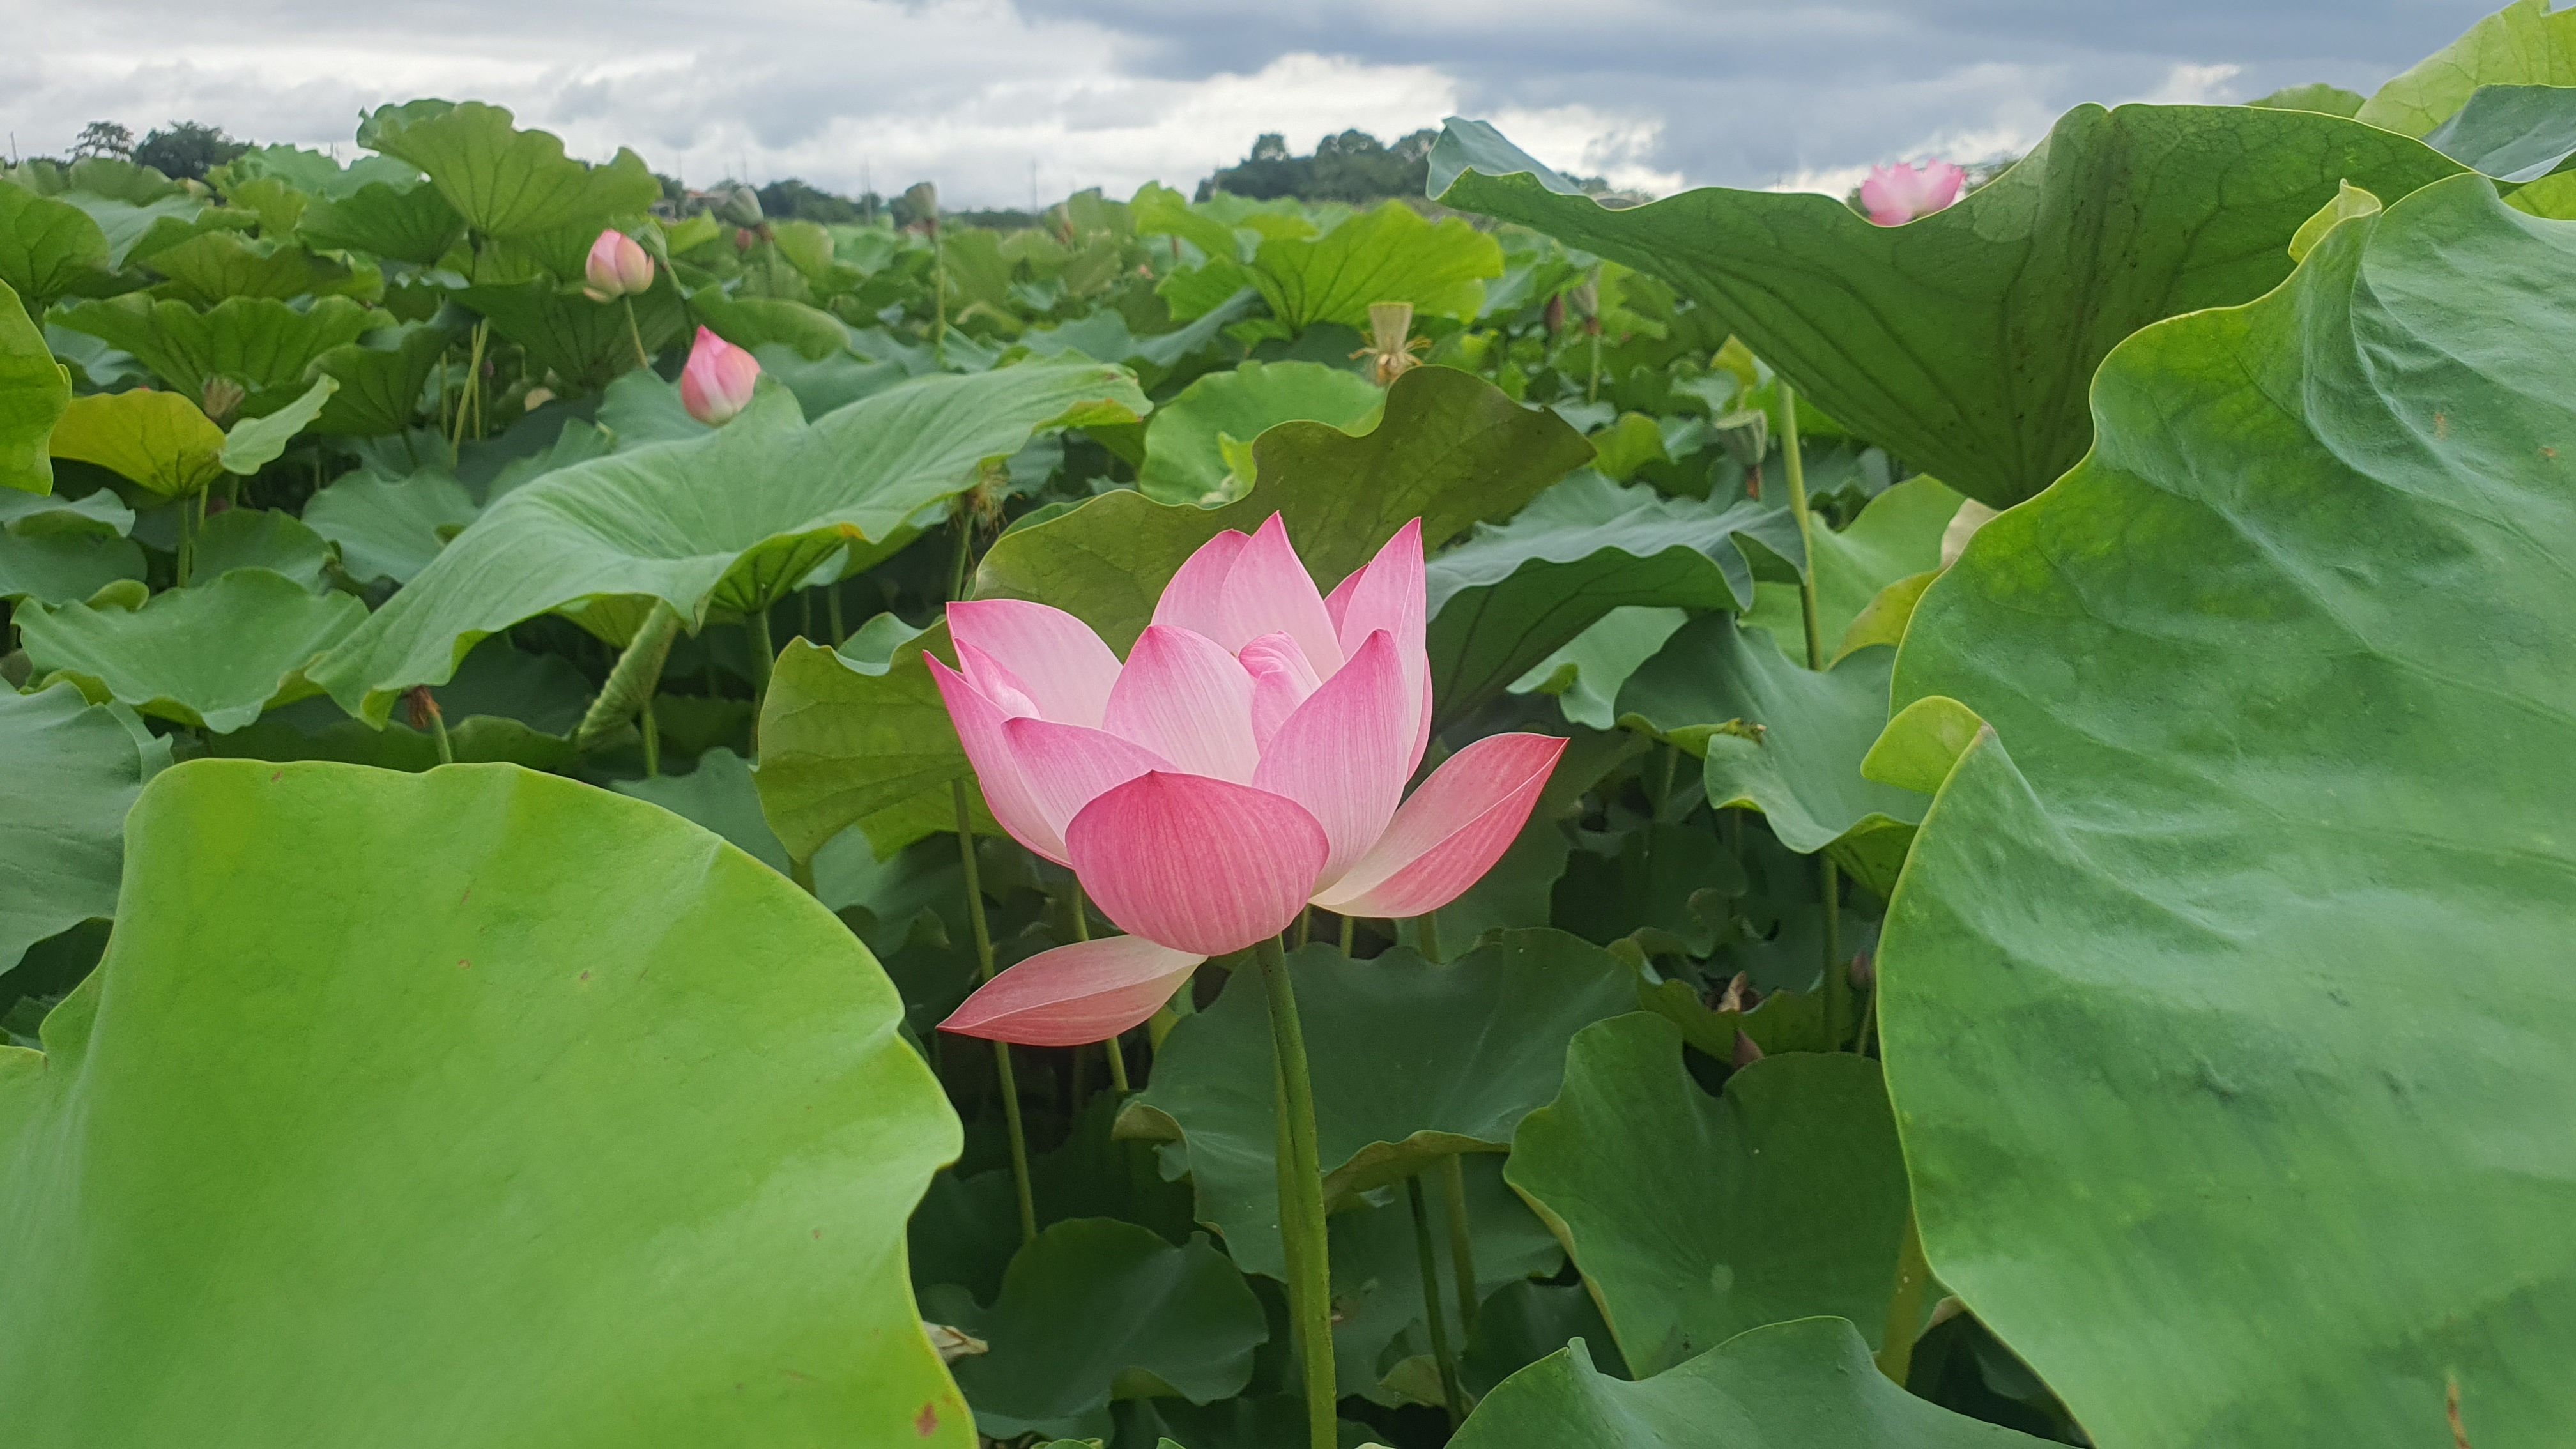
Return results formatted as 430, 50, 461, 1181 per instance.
1860, 160, 1966, 226
680, 326, 759, 426
1848, 949, 1876, 991
584, 228, 655, 301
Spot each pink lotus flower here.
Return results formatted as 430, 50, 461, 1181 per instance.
933, 516, 1567, 1046
680, 326, 758, 426
1860, 159, 1966, 226
582, 228, 656, 300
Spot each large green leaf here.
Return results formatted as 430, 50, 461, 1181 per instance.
1453, 1319, 2049, 1448
1880, 174, 2576, 1443
460, 278, 686, 395
1, 276, 68, 494
312, 362, 1146, 724
297, 178, 468, 266
0, 684, 169, 976
1135, 359, 1382, 505
755, 619, 1005, 862
1126, 931, 1634, 1280
976, 364, 1591, 652
0, 182, 111, 307
0, 759, 970, 1446
46, 390, 226, 498
2421, 82, 2576, 180
308, 320, 457, 436
188, 507, 334, 593
940, 1220, 1266, 1439
1328, 1151, 1567, 1402
2359, 0, 2576, 136
144, 231, 374, 306
1508, 1015, 1909, 1376
360, 100, 660, 240
1618, 618, 1924, 895
1249, 201, 1503, 333
22, 568, 367, 732
301, 466, 479, 585
56, 294, 382, 412
1425, 470, 1796, 732
0, 531, 144, 602
1430, 107, 2464, 507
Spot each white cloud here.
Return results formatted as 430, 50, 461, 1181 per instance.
2140, 61, 2245, 106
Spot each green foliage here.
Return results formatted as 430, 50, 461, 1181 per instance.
1200, 128, 1442, 204
1884, 173, 2576, 1443
0, 684, 168, 974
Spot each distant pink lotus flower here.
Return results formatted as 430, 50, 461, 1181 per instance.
1860, 159, 1966, 226
679, 326, 758, 425
934, 516, 1567, 1046
582, 228, 656, 300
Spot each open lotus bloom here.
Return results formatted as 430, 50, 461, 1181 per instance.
933, 514, 1567, 1046
1860, 159, 1967, 226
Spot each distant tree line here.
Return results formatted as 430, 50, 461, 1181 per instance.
50, 120, 250, 180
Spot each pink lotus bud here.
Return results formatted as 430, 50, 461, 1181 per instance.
931, 516, 1569, 1048
583, 228, 655, 301
1860, 160, 1966, 226
679, 326, 759, 426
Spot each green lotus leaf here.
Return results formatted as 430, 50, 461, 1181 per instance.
361, 100, 660, 240
203, 638, 593, 774
55, 294, 382, 413
1327, 1154, 1568, 1404
0, 531, 144, 602
1128, 931, 1635, 1280
1618, 618, 1924, 894
690, 284, 852, 361
1, 276, 68, 494
1508, 605, 1690, 732
306, 319, 457, 436
188, 507, 334, 593
1425, 470, 1798, 733
47, 390, 226, 498
1740, 476, 1961, 663
1430, 106, 2464, 507
610, 747, 885, 910
0, 683, 169, 976
1508, 1014, 1910, 1376
1880, 174, 2576, 1443
459, 277, 687, 394
313, 361, 1146, 724
1453, 1319, 2050, 1448
755, 619, 1000, 864
0, 758, 971, 1446
939, 1220, 1267, 1439
0, 480, 129, 538
217, 374, 337, 475
2359, 0, 2576, 136
1248, 201, 1502, 334
301, 466, 479, 585
144, 230, 376, 306
22, 567, 367, 732
211, 142, 421, 202
977, 364, 1591, 652
63, 185, 238, 270
0, 182, 111, 307
2420, 82, 2576, 180
1136, 359, 1383, 505
297, 178, 468, 266
2248, 82, 2367, 117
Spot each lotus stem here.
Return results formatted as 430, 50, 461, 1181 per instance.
826, 579, 847, 645
447, 321, 488, 466
622, 296, 650, 371
1254, 933, 1336, 1449
175, 490, 199, 587
1416, 910, 1441, 962
955, 779, 1036, 1247
1876, 1213, 1930, 1384
1440, 1153, 1479, 1344
746, 606, 776, 720
1779, 378, 1850, 1043
1407, 1174, 1469, 1426
1068, 880, 1131, 1095
1338, 913, 1355, 956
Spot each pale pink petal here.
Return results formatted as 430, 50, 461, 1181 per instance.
928, 655, 1062, 862
1314, 733, 1568, 918
1103, 624, 1261, 782
1331, 519, 1430, 769
1151, 528, 1250, 641
1068, 772, 1328, 955
680, 326, 758, 425
939, 935, 1206, 1046
1002, 717, 1174, 849
1253, 630, 1411, 887
947, 599, 1122, 728
1923, 160, 1966, 211
1322, 567, 1363, 634
1239, 631, 1322, 753
1218, 513, 1342, 670
953, 642, 1040, 718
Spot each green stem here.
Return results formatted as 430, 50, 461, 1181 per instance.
622, 296, 651, 371
448, 321, 488, 466
746, 606, 776, 717
1407, 1175, 1469, 1426
176, 490, 200, 587
956, 780, 1036, 1247
789, 854, 816, 896
1254, 934, 1336, 1449
1779, 378, 1849, 1043
827, 579, 847, 645
641, 702, 660, 777
1416, 910, 1441, 962
1294, 906, 1312, 949
425, 701, 454, 765
1439, 1153, 1480, 1346
1876, 1213, 1930, 1384
1070, 880, 1133, 1094
947, 511, 974, 602
1338, 914, 1355, 956
574, 602, 681, 755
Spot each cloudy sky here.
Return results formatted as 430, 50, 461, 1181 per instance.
3, 1, 2490, 206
